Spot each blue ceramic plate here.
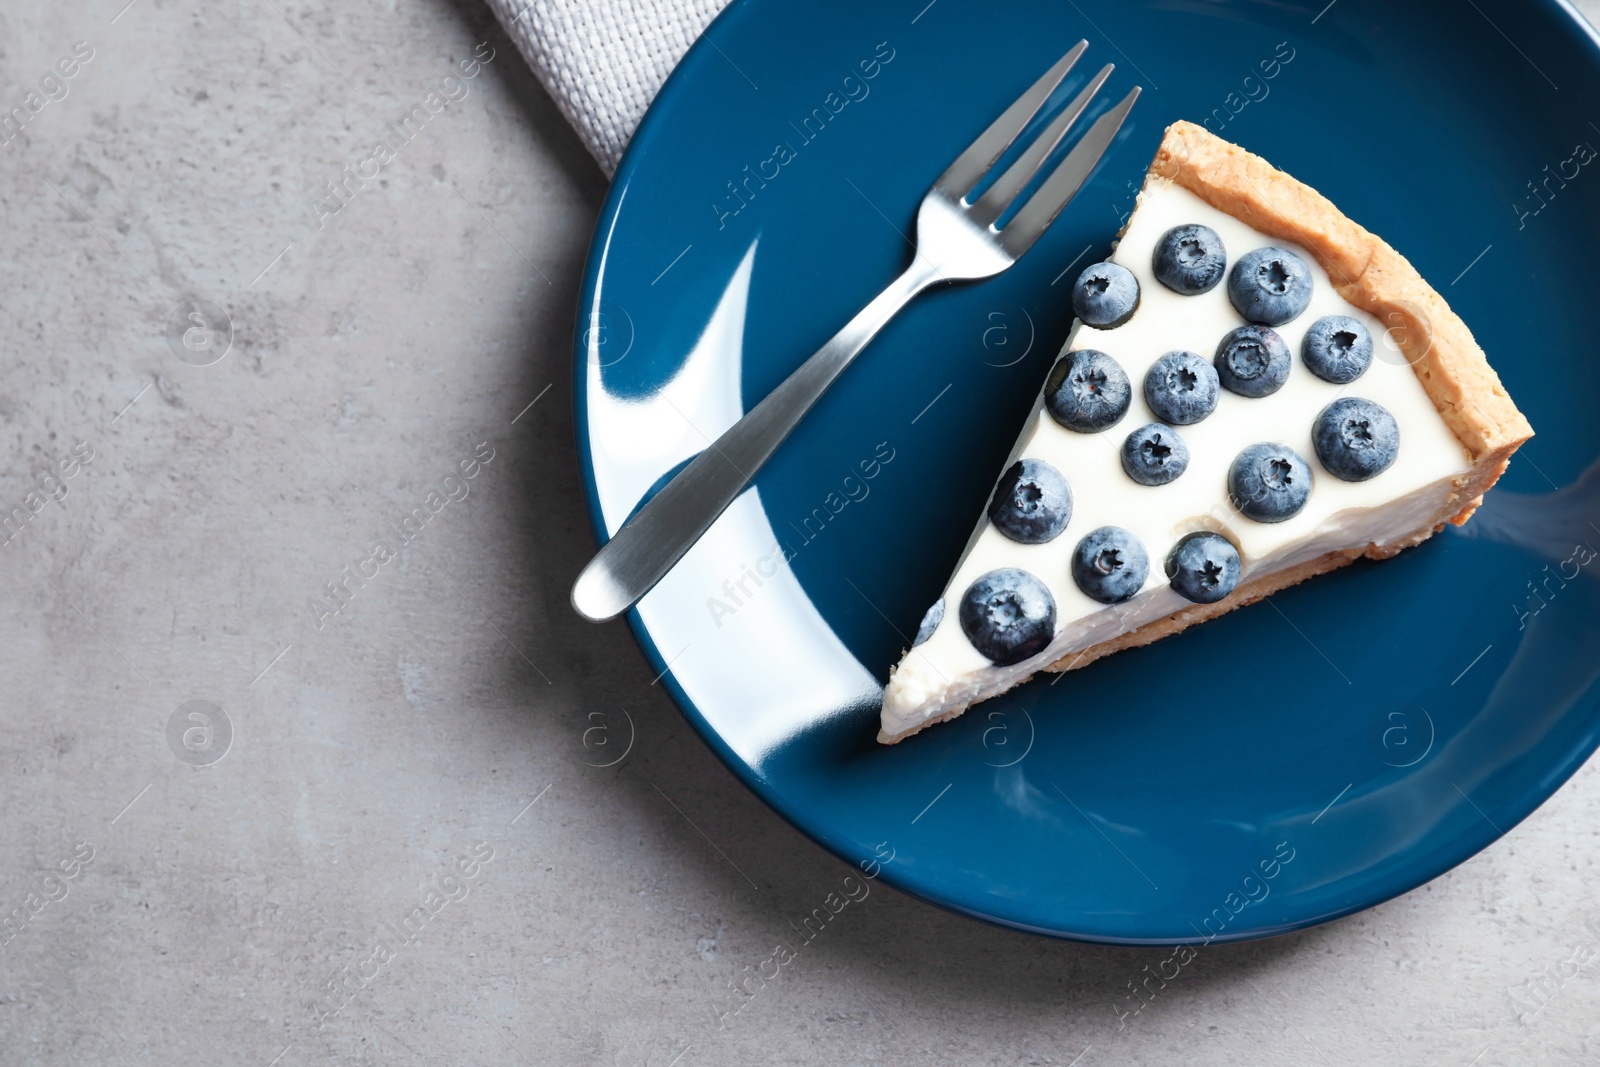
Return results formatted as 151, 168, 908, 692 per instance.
574, 0, 1600, 942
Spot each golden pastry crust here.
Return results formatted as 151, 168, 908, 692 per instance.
878, 124, 1534, 746
1150, 121, 1533, 475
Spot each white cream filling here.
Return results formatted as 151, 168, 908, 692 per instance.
882, 179, 1473, 738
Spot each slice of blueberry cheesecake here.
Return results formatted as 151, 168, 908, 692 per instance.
879, 120, 1532, 744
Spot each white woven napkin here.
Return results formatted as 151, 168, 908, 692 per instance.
487, 0, 733, 176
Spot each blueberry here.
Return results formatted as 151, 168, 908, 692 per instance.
912, 597, 944, 646
988, 458, 1073, 543
1071, 261, 1141, 328
1228, 246, 1313, 326
1120, 422, 1190, 486
1313, 397, 1400, 482
958, 569, 1056, 665
1071, 526, 1150, 605
1301, 315, 1375, 383
1227, 442, 1313, 523
1214, 324, 1291, 398
1143, 350, 1219, 426
1045, 349, 1131, 433
1165, 532, 1242, 604
1152, 224, 1227, 295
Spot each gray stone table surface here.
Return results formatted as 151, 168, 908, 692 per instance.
3, 1, 1600, 1064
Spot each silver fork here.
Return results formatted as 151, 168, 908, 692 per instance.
573, 44, 1140, 622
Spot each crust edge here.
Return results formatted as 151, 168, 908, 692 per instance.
1150, 120, 1533, 464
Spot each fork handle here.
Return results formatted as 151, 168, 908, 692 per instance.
572, 257, 944, 622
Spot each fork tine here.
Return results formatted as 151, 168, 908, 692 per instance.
998, 86, 1141, 259
933, 41, 1087, 200
968, 63, 1113, 227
